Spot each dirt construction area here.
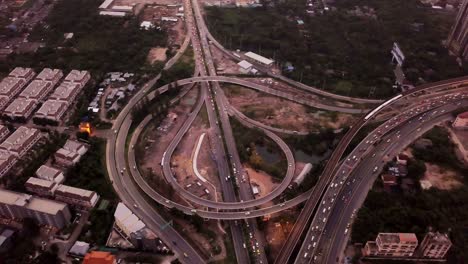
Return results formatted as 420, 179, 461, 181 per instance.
422, 163, 463, 190
223, 84, 355, 132
245, 167, 278, 207
147, 47, 168, 64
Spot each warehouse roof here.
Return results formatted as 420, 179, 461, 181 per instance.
245, 51, 274, 65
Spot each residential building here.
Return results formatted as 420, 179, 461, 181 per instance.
35, 165, 65, 184
0, 96, 10, 111
114, 202, 145, 238
63, 70, 91, 88
18, 80, 54, 102
25, 177, 59, 197
34, 100, 68, 122
3, 98, 37, 120
0, 189, 71, 229
48, 82, 82, 104
363, 233, 418, 257
0, 77, 27, 101
0, 126, 42, 158
447, 0, 468, 60
54, 140, 88, 167
0, 150, 17, 178
35, 68, 63, 86
55, 185, 99, 208
0, 125, 9, 142
453, 111, 468, 129
419, 232, 452, 259
83, 251, 117, 264
8, 67, 35, 82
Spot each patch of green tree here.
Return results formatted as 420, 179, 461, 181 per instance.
352, 127, 468, 262
1, 0, 166, 76
205, 0, 468, 98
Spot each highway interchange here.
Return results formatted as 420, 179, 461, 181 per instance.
104, 0, 468, 262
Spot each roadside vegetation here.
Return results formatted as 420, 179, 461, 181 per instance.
230, 118, 287, 180
205, 0, 467, 98
352, 127, 468, 262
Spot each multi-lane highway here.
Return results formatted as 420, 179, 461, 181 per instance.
274, 80, 468, 264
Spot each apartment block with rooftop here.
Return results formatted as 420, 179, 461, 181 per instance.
0, 77, 27, 103
0, 150, 17, 178
18, 80, 54, 102
8, 67, 35, 82
55, 185, 99, 208
0, 126, 42, 158
48, 82, 82, 104
0, 189, 71, 229
419, 232, 452, 259
3, 97, 37, 120
35, 68, 63, 86
54, 139, 88, 167
363, 233, 418, 257
25, 177, 59, 197
35, 165, 65, 184
34, 100, 68, 123
63, 70, 91, 88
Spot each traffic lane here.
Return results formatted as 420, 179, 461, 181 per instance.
297, 99, 467, 262
115, 115, 205, 264
322, 107, 465, 263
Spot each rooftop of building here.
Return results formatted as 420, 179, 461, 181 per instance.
457, 111, 468, 119
245, 51, 274, 65
56, 185, 95, 198
36, 165, 62, 179
238, 60, 253, 69
64, 70, 89, 83
35, 68, 63, 81
0, 189, 67, 214
4, 98, 36, 115
0, 126, 40, 152
0, 149, 15, 163
49, 82, 81, 100
378, 233, 418, 244
25, 177, 57, 189
114, 202, 145, 233
35, 100, 67, 117
425, 232, 452, 244
8, 67, 35, 79
63, 139, 85, 152
19, 80, 52, 99
83, 251, 116, 264
0, 77, 24, 95
55, 148, 80, 159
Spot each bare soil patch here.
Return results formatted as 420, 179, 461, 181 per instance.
422, 163, 463, 190
147, 47, 168, 64
245, 167, 278, 206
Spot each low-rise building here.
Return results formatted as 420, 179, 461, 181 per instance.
114, 202, 145, 238
363, 233, 418, 257
55, 185, 99, 208
0, 228, 15, 254
3, 98, 37, 120
18, 80, 54, 102
48, 82, 82, 104
245, 51, 274, 66
25, 177, 59, 197
0, 150, 17, 178
35, 165, 65, 184
69, 241, 90, 257
0, 189, 71, 229
0, 77, 27, 102
453, 112, 468, 130
0, 96, 10, 111
63, 70, 91, 88
54, 140, 88, 167
35, 68, 63, 86
0, 126, 41, 158
83, 251, 117, 264
419, 232, 452, 259
238, 60, 253, 74
8, 67, 35, 82
34, 100, 68, 123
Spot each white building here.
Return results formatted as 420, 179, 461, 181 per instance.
0, 150, 17, 178
34, 100, 68, 122
3, 98, 37, 120
0, 126, 42, 158
114, 202, 146, 237
55, 185, 99, 208
238, 60, 253, 74
245, 51, 274, 66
